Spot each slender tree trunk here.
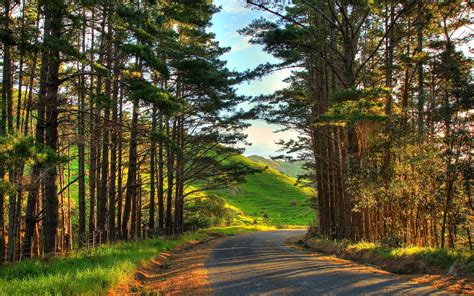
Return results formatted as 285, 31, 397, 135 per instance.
88, 8, 97, 242
416, 0, 424, 136
178, 115, 185, 232
157, 114, 165, 230
149, 106, 157, 233
77, 9, 87, 244
166, 118, 175, 234
122, 101, 139, 239
2, 0, 14, 262
108, 67, 119, 241
3, 0, 13, 134
23, 3, 52, 258
174, 116, 181, 232
116, 92, 123, 237
98, 5, 112, 235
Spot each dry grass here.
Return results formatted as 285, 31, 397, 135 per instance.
113, 237, 221, 295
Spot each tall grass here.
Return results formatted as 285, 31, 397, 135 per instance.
0, 232, 204, 295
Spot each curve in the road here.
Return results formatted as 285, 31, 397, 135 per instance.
206, 230, 446, 295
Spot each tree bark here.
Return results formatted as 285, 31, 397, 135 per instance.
165, 118, 175, 234
149, 105, 157, 232
122, 100, 139, 239
42, 0, 64, 255
416, 0, 424, 136
157, 114, 165, 230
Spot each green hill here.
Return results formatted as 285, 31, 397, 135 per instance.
67, 151, 314, 228
247, 155, 307, 179
208, 155, 315, 226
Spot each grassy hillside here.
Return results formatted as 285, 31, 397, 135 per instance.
248, 155, 307, 179
208, 155, 315, 226
65, 152, 314, 228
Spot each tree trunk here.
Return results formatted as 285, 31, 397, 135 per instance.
42, 0, 64, 255
23, 10, 51, 258
3, 0, 13, 134
149, 105, 157, 233
157, 114, 165, 230
416, 0, 424, 136
88, 8, 97, 241
116, 92, 123, 238
122, 100, 139, 240
78, 9, 87, 244
108, 67, 119, 241
165, 118, 175, 234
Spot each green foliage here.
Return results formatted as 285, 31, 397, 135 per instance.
124, 76, 179, 112
184, 194, 237, 228
122, 43, 169, 77
0, 134, 63, 171
317, 98, 386, 126
333, 87, 389, 102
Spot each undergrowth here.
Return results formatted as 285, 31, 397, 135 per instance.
306, 238, 474, 275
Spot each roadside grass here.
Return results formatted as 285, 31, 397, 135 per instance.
304, 238, 474, 275
0, 226, 273, 295
0, 232, 204, 295
202, 225, 277, 236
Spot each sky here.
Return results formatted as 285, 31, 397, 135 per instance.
209, 0, 299, 158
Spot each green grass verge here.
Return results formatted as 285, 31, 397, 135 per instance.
304, 238, 474, 275
202, 225, 277, 236
348, 242, 474, 274
0, 233, 205, 295
0, 226, 273, 295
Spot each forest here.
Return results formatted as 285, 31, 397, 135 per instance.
244, 0, 472, 249
0, 0, 263, 263
0, 0, 472, 269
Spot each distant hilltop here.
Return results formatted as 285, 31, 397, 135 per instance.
247, 155, 307, 179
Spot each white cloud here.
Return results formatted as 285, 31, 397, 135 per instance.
227, 35, 252, 54
244, 120, 299, 158
216, 0, 248, 14
237, 68, 292, 96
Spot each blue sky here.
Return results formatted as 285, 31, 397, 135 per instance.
210, 0, 298, 158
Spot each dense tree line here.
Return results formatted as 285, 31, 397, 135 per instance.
0, 0, 256, 262
245, 0, 472, 249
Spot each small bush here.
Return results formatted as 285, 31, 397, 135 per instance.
184, 194, 238, 228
